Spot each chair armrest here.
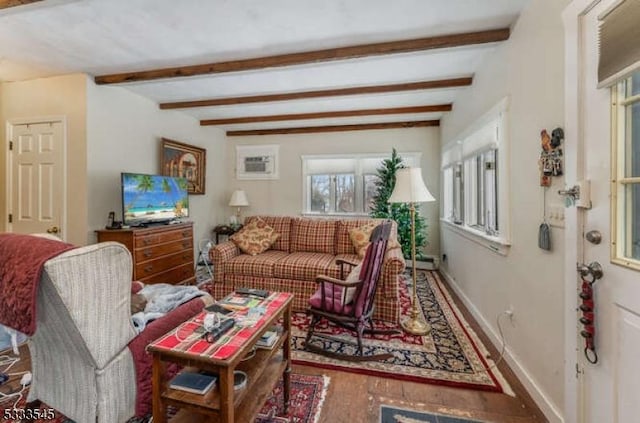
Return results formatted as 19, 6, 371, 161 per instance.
336, 257, 360, 267
316, 274, 362, 288
210, 241, 241, 283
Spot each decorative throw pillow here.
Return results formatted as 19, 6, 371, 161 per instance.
341, 262, 362, 305
349, 222, 401, 258
230, 218, 281, 256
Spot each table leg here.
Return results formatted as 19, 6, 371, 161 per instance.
152, 355, 166, 423
219, 367, 235, 423
283, 303, 292, 414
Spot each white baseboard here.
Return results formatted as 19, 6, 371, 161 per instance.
438, 268, 564, 423
406, 255, 440, 270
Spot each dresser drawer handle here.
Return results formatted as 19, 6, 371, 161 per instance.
143, 249, 153, 258
143, 238, 152, 245
182, 230, 190, 237
182, 242, 190, 248
144, 265, 153, 273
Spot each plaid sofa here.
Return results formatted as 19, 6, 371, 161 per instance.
207, 216, 405, 323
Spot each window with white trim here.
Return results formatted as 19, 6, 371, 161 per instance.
302, 153, 421, 216
612, 71, 640, 268
441, 98, 509, 247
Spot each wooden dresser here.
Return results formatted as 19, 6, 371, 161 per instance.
96, 222, 195, 285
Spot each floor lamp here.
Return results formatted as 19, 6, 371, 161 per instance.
388, 167, 435, 336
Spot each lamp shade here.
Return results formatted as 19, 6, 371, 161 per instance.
228, 190, 249, 207
388, 168, 435, 204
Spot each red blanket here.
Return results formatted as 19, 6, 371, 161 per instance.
0, 233, 75, 335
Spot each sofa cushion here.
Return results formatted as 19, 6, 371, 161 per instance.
230, 218, 280, 256
246, 216, 294, 252
335, 218, 382, 254
224, 250, 289, 278
273, 252, 340, 281
349, 222, 402, 258
290, 218, 336, 254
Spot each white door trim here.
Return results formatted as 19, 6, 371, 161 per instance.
5, 115, 68, 240
563, 1, 602, 422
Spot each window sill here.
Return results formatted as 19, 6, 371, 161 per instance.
441, 219, 511, 256
301, 211, 371, 218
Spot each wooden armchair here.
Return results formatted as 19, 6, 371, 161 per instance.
304, 221, 397, 361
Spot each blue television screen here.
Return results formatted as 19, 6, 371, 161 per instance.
121, 173, 189, 226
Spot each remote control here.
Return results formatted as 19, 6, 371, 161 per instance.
236, 287, 269, 298
204, 303, 233, 315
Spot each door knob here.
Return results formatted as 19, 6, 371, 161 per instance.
46, 226, 60, 234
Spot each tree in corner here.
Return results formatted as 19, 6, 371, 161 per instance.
369, 148, 427, 259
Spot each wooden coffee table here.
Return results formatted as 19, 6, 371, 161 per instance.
148, 291, 293, 423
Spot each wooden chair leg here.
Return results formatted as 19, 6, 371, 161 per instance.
305, 314, 321, 347
356, 321, 365, 355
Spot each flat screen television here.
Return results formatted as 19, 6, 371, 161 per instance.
121, 172, 189, 226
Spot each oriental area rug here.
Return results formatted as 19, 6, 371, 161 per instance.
2, 373, 329, 423
293, 270, 513, 395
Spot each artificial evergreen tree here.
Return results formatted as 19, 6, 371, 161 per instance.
370, 148, 427, 259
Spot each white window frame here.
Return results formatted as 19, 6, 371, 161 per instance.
611, 73, 640, 270
441, 97, 510, 254
301, 152, 421, 216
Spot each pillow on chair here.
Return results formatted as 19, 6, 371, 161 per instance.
341, 262, 362, 305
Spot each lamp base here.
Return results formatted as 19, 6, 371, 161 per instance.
401, 312, 431, 336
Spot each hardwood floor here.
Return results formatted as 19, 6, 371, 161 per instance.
294, 273, 549, 423
1, 273, 548, 423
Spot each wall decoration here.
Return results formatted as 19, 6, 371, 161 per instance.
236, 144, 279, 180
161, 138, 206, 194
538, 127, 564, 187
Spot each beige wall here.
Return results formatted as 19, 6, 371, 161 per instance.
0, 74, 88, 245
439, 0, 570, 420
225, 127, 441, 256
85, 80, 228, 246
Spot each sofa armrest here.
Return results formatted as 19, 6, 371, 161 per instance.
380, 246, 405, 299
210, 241, 241, 283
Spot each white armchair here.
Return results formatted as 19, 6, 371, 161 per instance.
27, 241, 211, 422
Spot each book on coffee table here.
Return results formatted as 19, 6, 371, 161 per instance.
169, 371, 217, 395
219, 293, 262, 311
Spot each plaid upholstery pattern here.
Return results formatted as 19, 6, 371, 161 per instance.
290, 218, 336, 254
273, 252, 340, 281
205, 273, 398, 323
246, 215, 296, 252
207, 217, 405, 323
210, 241, 240, 283
224, 250, 289, 277
335, 218, 383, 254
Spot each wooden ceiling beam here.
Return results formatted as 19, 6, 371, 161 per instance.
0, 0, 42, 9
226, 120, 439, 136
160, 77, 472, 109
201, 104, 451, 126
94, 28, 509, 85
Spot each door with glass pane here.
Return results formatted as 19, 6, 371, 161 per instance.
564, 1, 640, 422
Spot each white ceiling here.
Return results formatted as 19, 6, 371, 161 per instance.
0, 0, 529, 132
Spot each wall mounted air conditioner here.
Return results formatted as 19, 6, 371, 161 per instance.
243, 156, 274, 174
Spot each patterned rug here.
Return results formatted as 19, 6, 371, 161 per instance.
294, 270, 512, 394
380, 404, 486, 423
1, 373, 329, 423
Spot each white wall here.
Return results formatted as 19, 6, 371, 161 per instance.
86, 80, 228, 246
439, 0, 569, 421
0, 74, 88, 245
225, 127, 441, 256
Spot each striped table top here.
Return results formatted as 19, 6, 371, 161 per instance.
149, 291, 293, 361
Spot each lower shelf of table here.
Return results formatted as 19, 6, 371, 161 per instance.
166, 358, 288, 423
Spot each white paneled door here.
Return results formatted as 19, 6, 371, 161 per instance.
564, 1, 640, 422
7, 120, 65, 238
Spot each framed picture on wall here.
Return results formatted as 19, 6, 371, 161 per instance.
160, 138, 206, 194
